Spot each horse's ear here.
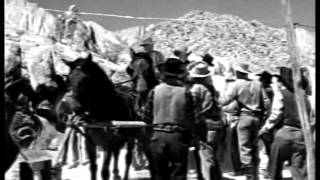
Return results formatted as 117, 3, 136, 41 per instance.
87, 53, 93, 62
129, 48, 136, 59
61, 58, 74, 67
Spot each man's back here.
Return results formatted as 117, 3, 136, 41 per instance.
220, 79, 269, 114
153, 83, 189, 126
236, 79, 265, 112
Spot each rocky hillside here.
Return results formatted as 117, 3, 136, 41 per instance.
143, 10, 314, 72
5, 0, 314, 76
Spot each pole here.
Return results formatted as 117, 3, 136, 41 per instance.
281, 1, 315, 180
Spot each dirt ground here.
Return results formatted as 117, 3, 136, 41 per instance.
5, 125, 292, 180
5, 147, 292, 180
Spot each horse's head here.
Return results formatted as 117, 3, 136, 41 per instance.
62, 52, 117, 119
126, 48, 159, 92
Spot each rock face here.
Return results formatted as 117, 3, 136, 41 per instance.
6, 0, 57, 38
5, 1, 314, 80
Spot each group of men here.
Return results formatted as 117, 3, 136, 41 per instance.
5, 36, 311, 180
137, 37, 311, 180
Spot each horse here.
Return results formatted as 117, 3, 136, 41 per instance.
125, 48, 160, 169
81, 49, 159, 180
61, 53, 140, 180
126, 48, 159, 111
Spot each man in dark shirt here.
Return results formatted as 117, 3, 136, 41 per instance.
219, 63, 270, 180
142, 58, 215, 180
259, 67, 310, 180
173, 46, 192, 65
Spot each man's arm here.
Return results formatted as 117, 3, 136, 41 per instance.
260, 89, 284, 132
261, 87, 271, 117
191, 85, 221, 123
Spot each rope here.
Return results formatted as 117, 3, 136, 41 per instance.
8, 5, 276, 24
114, 78, 136, 86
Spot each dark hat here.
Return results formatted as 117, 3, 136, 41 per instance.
235, 62, 251, 74
158, 58, 187, 77
173, 46, 192, 57
140, 37, 155, 46
201, 53, 214, 66
257, 70, 272, 82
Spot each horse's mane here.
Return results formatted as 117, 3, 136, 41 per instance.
85, 58, 116, 95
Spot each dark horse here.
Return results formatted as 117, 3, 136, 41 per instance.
122, 49, 161, 174
126, 48, 159, 113
61, 53, 140, 180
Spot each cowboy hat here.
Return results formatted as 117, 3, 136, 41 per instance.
173, 46, 192, 57
235, 62, 252, 74
201, 53, 214, 66
140, 37, 155, 46
256, 70, 272, 83
158, 58, 187, 77
257, 70, 272, 78
189, 62, 213, 78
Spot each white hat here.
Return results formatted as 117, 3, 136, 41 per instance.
188, 62, 213, 78
235, 62, 252, 74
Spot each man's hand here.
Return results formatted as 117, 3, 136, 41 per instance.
258, 125, 269, 137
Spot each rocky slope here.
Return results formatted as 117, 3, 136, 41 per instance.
143, 10, 314, 72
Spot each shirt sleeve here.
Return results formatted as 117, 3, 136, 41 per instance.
191, 85, 219, 122
218, 81, 238, 106
264, 90, 284, 130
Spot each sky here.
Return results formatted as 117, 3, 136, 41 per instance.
30, 0, 315, 31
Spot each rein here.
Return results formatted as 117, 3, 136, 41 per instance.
114, 77, 137, 86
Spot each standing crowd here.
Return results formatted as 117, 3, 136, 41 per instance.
137, 37, 312, 180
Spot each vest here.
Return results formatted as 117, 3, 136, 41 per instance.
281, 89, 303, 129
153, 83, 191, 127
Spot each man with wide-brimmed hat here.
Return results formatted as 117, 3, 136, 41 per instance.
188, 62, 225, 180
142, 58, 216, 180
140, 37, 165, 78
258, 66, 310, 180
218, 62, 270, 180
173, 46, 192, 64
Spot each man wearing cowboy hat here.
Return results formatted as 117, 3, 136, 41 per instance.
218, 62, 270, 180
173, 46, 192, 64
188, 62, 225, 180
258, 67, 310, 180
142, 58, 216, 180
140, 37, 165, 78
